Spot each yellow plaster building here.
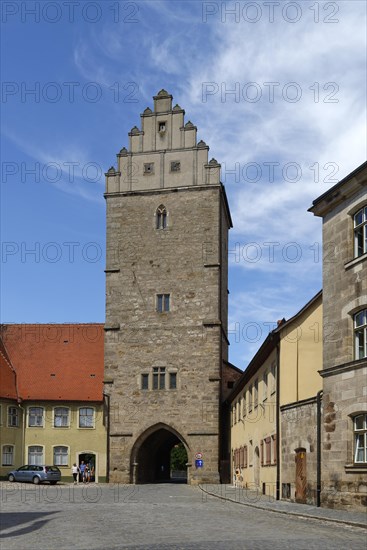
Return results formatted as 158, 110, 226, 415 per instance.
230, 292, 323, 503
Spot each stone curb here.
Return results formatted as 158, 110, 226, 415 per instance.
198, 484, 367, 530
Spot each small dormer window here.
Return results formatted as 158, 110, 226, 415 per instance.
170, 161, 181, 172
158, 122, 166, 133
144, 163, 154, 175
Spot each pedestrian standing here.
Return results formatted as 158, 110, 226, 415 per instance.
79, 460, 86, 483
72, 463, 79, 484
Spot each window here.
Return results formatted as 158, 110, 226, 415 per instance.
156, 205, 167, 229
170, 161, 181, 172
2, 445, 14, 466
141, 373, 149, 390
158, 121, 166, 133
242, 394, 246, 417
153, 367, 166, 390
244, 446, 248, 468
28, 446, 43, 465
263, 371, 268, 401
272, 434, 277, 465
354, 206, 367, 257
354, 309, 367, 359
169, 372, 177, 389
354, 414, 367, 463
54, 407, 69, 428
240, 447, 244, 468
265, 437, 271, 465
28, 407, 44, 427
8, 407, 19, 427
248, 385, 253, 411
254, 379, 258, 407
271, 362, 276, 394
54, 446, 68, 466
144, 162, 154, 174
79, 407, 94, 428
157, 293, 170, 312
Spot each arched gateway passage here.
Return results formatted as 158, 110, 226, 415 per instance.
131, 423, 189, 483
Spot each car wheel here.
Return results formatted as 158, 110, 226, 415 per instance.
8, 474, 15, 482
50, 481, 57, 485
33, 476, 40, 485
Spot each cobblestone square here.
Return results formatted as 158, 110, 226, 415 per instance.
1, 483, 366, 549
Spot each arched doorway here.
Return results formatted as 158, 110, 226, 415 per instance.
131, 424, 189, 483
78, 452, 97, 483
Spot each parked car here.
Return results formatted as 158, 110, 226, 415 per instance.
8, 465, 61, 485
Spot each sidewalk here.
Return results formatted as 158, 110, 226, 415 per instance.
199, 484, 367, 529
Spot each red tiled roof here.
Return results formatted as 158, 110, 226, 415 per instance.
0, 336, 18, 400
1, 324, 104, 402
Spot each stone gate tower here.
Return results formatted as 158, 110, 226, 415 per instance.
104, 90, 234, 484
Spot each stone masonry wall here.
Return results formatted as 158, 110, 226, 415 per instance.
281, 400, 318, 505
105, 186, 229, 484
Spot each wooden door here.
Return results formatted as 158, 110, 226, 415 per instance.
295, 448, 307, 503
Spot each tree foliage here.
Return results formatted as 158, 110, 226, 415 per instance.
170, 443, 188, 471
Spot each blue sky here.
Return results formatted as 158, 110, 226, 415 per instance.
1, 0, 366, 368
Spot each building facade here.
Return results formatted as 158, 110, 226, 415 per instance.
230, 292, 323, 502
104, 90, 237, 484
309, 161, 367, 510
0, 324, 106, 482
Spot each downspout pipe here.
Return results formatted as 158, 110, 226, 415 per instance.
276, 341, 280, 501
316, 390, 323, 507
103, 393, 110, 483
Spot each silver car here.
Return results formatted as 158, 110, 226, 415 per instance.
8, 465, 61, 484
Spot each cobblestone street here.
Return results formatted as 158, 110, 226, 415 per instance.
1, 483, 366, 549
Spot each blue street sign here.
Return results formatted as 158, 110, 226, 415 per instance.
195, 459, 203, 468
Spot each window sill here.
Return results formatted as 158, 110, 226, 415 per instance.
345, 252, 367, 270
53, 426, 70, 429
344, 464, 367, 473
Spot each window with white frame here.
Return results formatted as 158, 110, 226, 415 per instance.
28, 407, 44, 427
354, 309, 367, 359
28, 445, 43, 465
54, 407, 70, 428
8, 406, 19, 427
354, 413, 367, 463
79, 407, 94, 428
354, 206, 367, 257
2, 445, 14, 466
54, 446, 68, 466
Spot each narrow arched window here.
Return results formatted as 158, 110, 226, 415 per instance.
156, 205, 167, 229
